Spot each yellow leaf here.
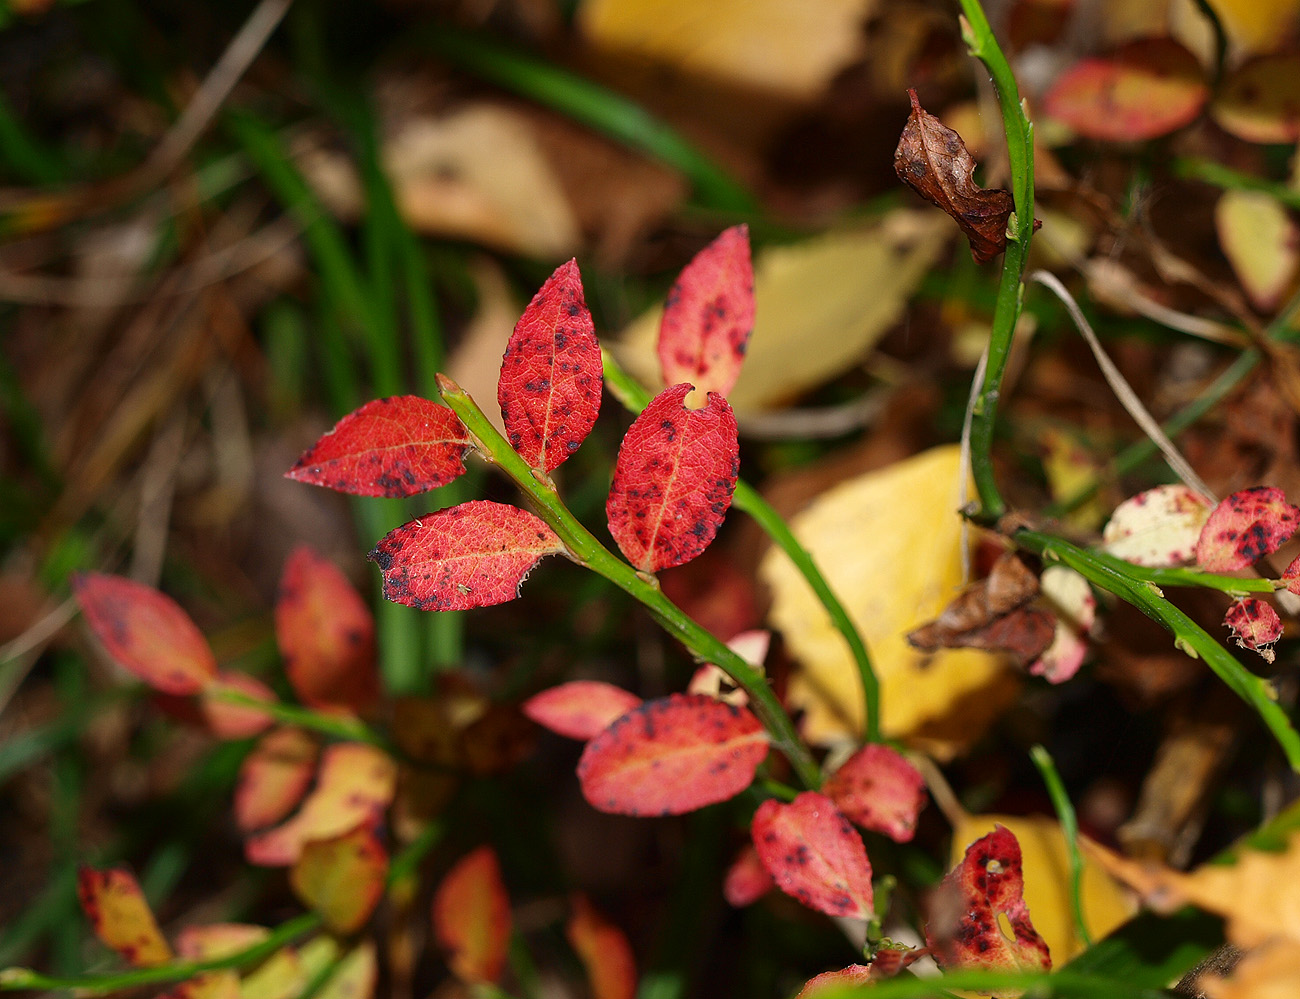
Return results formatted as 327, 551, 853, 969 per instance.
760, 445, 1018, 756
951, 814, 1136, 965
1216, 190, 1300, 311
1171, 0, 1300, 57
578, 0, 878, 99
615, 214, 949, 416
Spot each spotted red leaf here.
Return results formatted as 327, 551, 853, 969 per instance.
723, 844, 774, 907
235, 727, 318, 832
567, 895, 637, 999
606, 384, 739, 573
522, 681, 643, 741
433, 846, 511, 985
290, 823, 389, 934
276, 546, 379, 714
1283, 553, 1300, 595
1225, 597, 1283, 663
795, 965, 873, 998
369, 500, 565, 612
77, 866, 172, 967
751, 792, 874, 920
822, 744, 927, 843
1194, 486, 1300, 572
497, 259, 602, 473
576, 693, 768, 816
73, 573, 216, 695
926, 825, 1051, 974
286, 396, 470, 498
657, 226, 754, 401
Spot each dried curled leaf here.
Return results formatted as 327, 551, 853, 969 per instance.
1224, 597, 1283, 664
72, 573, 217, 695
927, 825, 1051, 982
1195, 486, 1300, 572
285, 396, 470, 498
522, 681, 643, 741
576, 693, 768, 816
606, 384, 739, 573
369, 501, 566, 611
895, 89, 1019, 263
657, 225, 755, 401
751, 792, 874, 920
497, 259, 602, 473
433, 846, 511, 984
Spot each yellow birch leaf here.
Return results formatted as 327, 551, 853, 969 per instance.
760, 445, 1018, 756
615, 214, 949, 415
578, 0, 877, 99
951, 814, 1136, 965
1216, 189, 1300, 312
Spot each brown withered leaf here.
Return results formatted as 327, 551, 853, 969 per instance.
895, 89, 1020, 263
908, 552, 1056, 663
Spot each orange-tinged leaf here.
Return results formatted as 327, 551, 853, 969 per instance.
369, 500, 565, 611
926, 825, 1051, 976
1043, 38, 1207, 141
723, 844, 774, 907
433, 846, 511, 984
1211, 55, 1300, 144
822, 744, 927, 843
285, 396, 470, 498
1216, 189, 1300, 311
657, 226, 754, 403
577, 693, 768, 816
290, 824, 389, 933
522, 681, 643, 740
276, 546, 379, 714
175, 925, 305, 999
76, 866, 173, 967
175, 923, 268, 959
245, 743, 396, 866
497, 259, 602, 473
199, 671, 277, 739
1101, 484, 1212, 567
314, 941, 377, 999
1195, 486, 1300, 571
606, 384, 739, 573
566, 895, 637, 999
751, 792, 874, 920
1224, 596, 1283, 663
795, 965, 873, 998
235, 727, 318, 832
162, 973, 240, 999
72, 573, 216, 695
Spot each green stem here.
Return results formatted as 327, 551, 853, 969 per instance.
1015, 529, 1300, 770
1030, 745, 1091, 948
207, 687, 399, 752
1080, 552, 1277, 595
956, 0, 1036, 522
1175, 157, 1300, 210
437, 375, 819, 789
602, 349, 881, 741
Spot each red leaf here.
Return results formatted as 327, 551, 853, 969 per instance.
1195, 486, 1300, 572
76, 867, 173, 967
657, 226, 754, 401
522, 681, 643, 740
795, 965, 873, 998
1043, 38, 1207, 142
1225, 597, 1283, 664
73, 573, 216, 695
606, 384, 739, 573
894, 90, 1018, 263
199, 671, 277, 739
245, 743, 396, 866
566, 895, 637, 999
926, 825, 1051, 974
235, 727, 318, 832
497, 259, 602, 473
751, 792, 874, 920
433, 846, 511, 985
290, 823, 389, 934
577, 693, 768, 816
822, 744, 927, 843
369, 501, 565, 611
1283, 552, 1300, 595
276, 546, 379, 714
723, 844, 774, 907
286, 396, 470, 498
